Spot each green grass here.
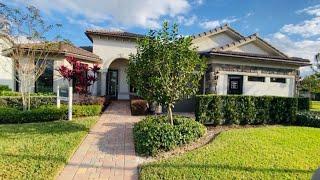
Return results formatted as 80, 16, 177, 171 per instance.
0, 117, 98, 179
311, 101, 320, 111
140, 126, 320, 179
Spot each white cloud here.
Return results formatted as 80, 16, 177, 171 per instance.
281, 4, 320, 37
177, 15, 197, 26
14, 0, 191, 29
199, 16, 239, 29
194, 0, 204, 5
267, 32, 319, 76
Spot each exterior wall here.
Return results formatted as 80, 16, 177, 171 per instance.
91, 36, 137, 99
0, 37, 14, 90
205, 57, 299, 97
192, 33, 237, 51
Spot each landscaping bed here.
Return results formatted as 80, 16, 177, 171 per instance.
139, 126, 320, 179
0, 116, 98, 179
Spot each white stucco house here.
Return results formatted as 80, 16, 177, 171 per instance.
0, 24, 310, 101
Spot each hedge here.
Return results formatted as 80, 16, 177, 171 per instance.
133, 115, 206, 156
0, 106, 66, 124
298, 97, 310, 111
0, 96, 56, 109
296, 111, 320, 128
0, 104, 103, 124
130, 99, 148, 115
195, 95, 301, 125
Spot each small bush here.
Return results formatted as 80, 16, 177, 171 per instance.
133, 115, 206, 156
130, 99, 148, 115
195, 95, 298, 125
72, 104, 102, 117
0, 96, 56, 109
296, 111, 320, 128
0, 106, 65, 124
0, 85, 11, 92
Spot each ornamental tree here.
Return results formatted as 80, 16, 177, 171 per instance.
57, 56, 100, 94
127, 22, 206, 125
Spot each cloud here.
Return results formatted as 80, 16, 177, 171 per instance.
194, 0, 204, 5
177, 15, 198, 26
267, 32, 319, 76
199, 16, 239, 29
281, 4, 320, 37
14, 0, 191, 29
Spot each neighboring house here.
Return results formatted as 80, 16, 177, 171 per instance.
0, 35, 101, 92
0, 24, 310, 99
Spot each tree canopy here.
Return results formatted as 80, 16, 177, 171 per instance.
127, 22, 206, 124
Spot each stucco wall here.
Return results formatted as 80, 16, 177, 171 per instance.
233, 42, 270, 55
91, 36, 137, 98
0, 37, 14, 90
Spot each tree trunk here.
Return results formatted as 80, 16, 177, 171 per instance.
168, 104, 173, 125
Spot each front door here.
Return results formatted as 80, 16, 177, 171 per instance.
106, 70, 118, 99
228, 75, 243, 95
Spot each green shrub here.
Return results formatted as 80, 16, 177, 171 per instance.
296, 111, 320, 128
195, 95, 298, 125
0, 106, 65, 124
0, 85, 11, 92
0, 96, 56, 109
133, 115, 206, 156
72, 104, 102, 117
298, 97, 310, 111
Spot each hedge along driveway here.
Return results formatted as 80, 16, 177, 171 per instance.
0, 116, 98, 179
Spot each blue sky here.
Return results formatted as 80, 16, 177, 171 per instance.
5, 0, 320, 74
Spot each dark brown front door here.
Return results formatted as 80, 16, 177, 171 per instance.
106, 70, 118, 100
228, 75, 243, 95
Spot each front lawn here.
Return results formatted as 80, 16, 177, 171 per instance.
311, 101, 320, 111
140, 126, 320, 179
0, 116, 98, 179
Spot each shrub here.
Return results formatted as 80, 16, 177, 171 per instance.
133, 115, 206, 156
0, 106, 65, 124
296, 111, 320, 128
0, 85, 11, 92
298, 97, 310, 111
195, 95, 298, 125
0, 96, 56, 109
130, 99, 148, 115
72, 104, 102, 117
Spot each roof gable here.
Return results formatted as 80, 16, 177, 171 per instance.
212, 34, 288, 57
192, 24, 244, 51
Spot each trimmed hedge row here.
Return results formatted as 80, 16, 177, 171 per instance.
0, 106, 66, 124
195, 95, 307, 125
0, 104, 103, 124
133, 115, 206, 156
296, 111, 320, 128
298, 97, 310, 111
0, 96, 56, 109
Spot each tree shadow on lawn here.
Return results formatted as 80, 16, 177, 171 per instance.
0, 121, 90, 137
145, 163, 314, 174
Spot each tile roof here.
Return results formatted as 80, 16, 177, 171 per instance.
212, 33, 288, 58
191, 24, 244, 39
12, 42, 101, 63
85, 29, 144, 42
201, 50, 310, 66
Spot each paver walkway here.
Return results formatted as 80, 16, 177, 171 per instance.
58, 101, 142, 180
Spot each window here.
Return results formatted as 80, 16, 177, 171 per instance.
248, 76, 265, 82
35, 60, 54, 93
271, 77, 286, 83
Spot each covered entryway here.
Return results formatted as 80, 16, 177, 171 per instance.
105, 58, 130, 100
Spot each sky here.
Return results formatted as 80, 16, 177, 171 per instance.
4, 0, 320, 75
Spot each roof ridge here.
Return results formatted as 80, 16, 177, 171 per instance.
191, 24, 244, 39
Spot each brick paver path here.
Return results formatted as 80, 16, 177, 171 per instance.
58, 101, 141, 180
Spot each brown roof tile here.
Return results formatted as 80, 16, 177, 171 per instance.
85, 29, 144, 42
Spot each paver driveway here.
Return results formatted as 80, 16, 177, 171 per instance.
58, 101, 142, 180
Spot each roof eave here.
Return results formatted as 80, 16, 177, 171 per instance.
203, 52, 311, 67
